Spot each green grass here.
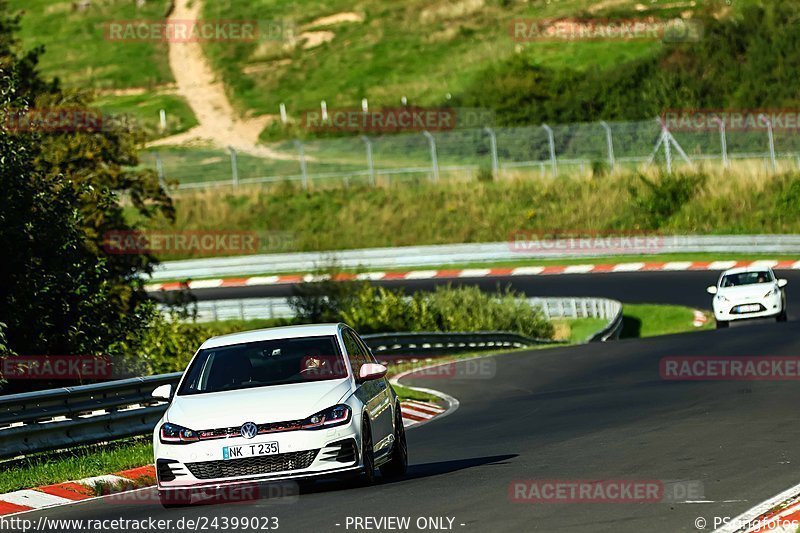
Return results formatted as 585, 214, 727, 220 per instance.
94, 93, 198, 140
197, 0, 740, 127
0, 439, 153, 494
11, 0, 173, 89
130, 169, 800, 261
621, 304, 713, 338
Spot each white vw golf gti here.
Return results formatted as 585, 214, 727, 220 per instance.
707, 266, 788, 328
151, 324, 407, 507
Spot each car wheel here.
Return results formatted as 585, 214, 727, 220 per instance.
776, 309, 788, 322
380, 406, 408, 479
159, 489, 192, 509
359, 418, 376, 485
716, 320, 729, 329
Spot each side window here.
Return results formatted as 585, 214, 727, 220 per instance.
342, 330, 369, 374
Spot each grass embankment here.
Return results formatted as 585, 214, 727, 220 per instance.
0, 303, 704, 493
0, 439, 152, 494
131, 170, 800, 259
198, 0, 746, 124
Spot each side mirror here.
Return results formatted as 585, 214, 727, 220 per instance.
778, 279, 788, 288
706, 285, 718, 295
152, 384, 172, 400
358, 363, 388, 382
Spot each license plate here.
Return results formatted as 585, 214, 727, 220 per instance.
223, 441, 279, 460
737, 304, 760, 313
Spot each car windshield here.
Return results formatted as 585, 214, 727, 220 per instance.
177, 335, 347, 396
721, 271, 773, 287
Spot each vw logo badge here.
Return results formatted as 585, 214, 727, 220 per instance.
240, 422, 258, 439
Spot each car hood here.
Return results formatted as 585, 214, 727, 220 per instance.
166, 378, 353, 429
717, 283, 777, 300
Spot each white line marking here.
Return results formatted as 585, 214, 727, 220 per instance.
355, 272, 387, 281
612, 262, 645, 272
663, 261, 694, 270
791, 261, 800, 270
750, 260, 779, 268
187, 279, 223, 289
708, 261, 739, 270
511, 266, 545, 276
713, 480, 800, 532
244, 276, 280, 286
0, 490, 74, 508
563, 265, 595, 274
404, 270, 438, 279
458, 268, 492, 278
400, 407, 435, 419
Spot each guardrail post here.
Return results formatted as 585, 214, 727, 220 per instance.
600, 121, 615, 170
712, 118, 729, 169
542, 124, 557, 177
422, 131, 439, 182
227, 146, 239, 188
484, 126, 499, 176
294, 140, 309, 189
154, 151, 166, 189
361, 135, 376, 186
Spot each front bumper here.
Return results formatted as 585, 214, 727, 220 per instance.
155, 422, 360, 490
713, 295, 783, 321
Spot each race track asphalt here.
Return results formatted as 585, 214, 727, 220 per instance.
14, 318, 800, 533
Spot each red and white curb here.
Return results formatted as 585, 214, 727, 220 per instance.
145, 259, 800, 292
400, 400, 446, 427
714, 481, 800, 532
0, 402, 444, 517
0, 465, 155, 516
693, 310, 709, 328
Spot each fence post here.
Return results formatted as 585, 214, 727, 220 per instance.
600, 121, 615, 170
294, 140, 309, 189
361, 135, 376, 186
759, 113, 777, 171
712, 117, 729, 169
279, 103, 287, 124
663, 127, 673, 173
542, 124, 557, 177
484, 126, 499, 176
227, 146, 239, 188
154, 151, 165, 189
422, 131, 439, 182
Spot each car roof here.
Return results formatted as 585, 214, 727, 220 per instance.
721, 266, 773, 276
200, 323, 344, 349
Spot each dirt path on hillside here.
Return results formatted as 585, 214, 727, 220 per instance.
148, 0, 294, 159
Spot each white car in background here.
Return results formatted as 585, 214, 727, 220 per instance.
707, 267, 788, 328
151, 323, 407, 507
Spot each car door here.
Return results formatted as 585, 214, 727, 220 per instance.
342, 329, 393, 453
354, 331, 394, 442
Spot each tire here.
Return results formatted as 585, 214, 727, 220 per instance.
716, 320, 729, 329
159, 489, 192, 508
358, 418, 376, 485
380, 406, 408, 479
776, 309, 788, 322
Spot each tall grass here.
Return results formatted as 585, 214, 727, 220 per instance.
131, 168, 800, 256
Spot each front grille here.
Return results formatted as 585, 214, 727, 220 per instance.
185, 450, 319, 480
319, 439, 357, 463
198, 420, 305, 440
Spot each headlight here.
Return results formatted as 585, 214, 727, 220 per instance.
764, 287, 778, 298
716, 294, 729, 303
160, 422, 199, 444
301, 404, 351, 430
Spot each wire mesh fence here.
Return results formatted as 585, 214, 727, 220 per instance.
143, 117, 800, 191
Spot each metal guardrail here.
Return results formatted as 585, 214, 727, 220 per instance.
183, 296, 621, 323
150, 235, 800, 281
0, 373, 181, 460
0, 297, 622, 459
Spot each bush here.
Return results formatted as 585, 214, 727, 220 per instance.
626, 171, 706, 229
292, 280, 554, 339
